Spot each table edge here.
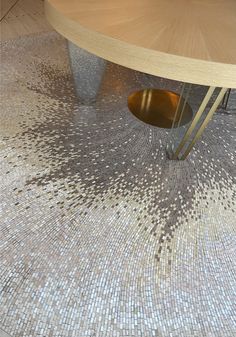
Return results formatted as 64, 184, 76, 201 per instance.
45, 0, 236, 89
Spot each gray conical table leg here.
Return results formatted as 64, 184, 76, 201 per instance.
68, 41, 106, 104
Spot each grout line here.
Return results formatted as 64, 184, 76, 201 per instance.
0, 0, 21, 22
0, 327, 14, 337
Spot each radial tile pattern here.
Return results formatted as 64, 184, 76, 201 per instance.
0, 32, 236, 337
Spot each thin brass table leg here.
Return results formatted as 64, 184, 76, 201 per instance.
128, 84, 228, 160
180, 87, 228, 160
171, 87, 216, 159
221, 89, 231, 110
169, 86, 229, 160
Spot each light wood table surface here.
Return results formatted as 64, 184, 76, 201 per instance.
45, 0, 236, 159
45, 0, 236, 89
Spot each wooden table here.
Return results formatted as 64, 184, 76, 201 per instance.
45, 0, 236, 159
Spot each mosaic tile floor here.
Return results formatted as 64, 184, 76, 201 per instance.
0, 32, 236, 337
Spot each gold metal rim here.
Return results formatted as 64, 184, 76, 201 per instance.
127, 89, 192, 129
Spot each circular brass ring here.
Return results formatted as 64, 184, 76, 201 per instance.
128, 89, 193, 129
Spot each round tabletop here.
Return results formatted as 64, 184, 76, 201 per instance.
45, 0, 236, 88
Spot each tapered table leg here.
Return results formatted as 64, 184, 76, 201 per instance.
68, 41, 106, 104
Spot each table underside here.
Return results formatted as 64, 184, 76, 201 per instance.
68, 42, 232, 160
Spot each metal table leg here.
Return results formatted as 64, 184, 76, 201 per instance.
68, 41, 106, 104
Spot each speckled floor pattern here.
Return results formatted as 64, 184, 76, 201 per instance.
0, 32, 236, 337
